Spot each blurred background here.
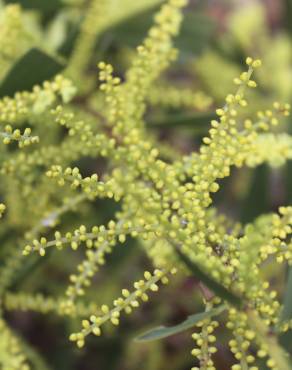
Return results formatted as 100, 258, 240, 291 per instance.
1, 0, 292, 369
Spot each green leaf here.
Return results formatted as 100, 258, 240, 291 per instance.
4, 0, 64, 12
240, 165, 270, 224
135, 304, 226, 342
286, 106, 292, 204
281, 266, 292, 322
174, 244, 243, 308
108, 10, 216, 55
46, 13, 69, 51
279, 266, 292, 350
58, 21, 81, 58
10, 250, 53, 291
176, 12, 217, 56
0, 48, 65, 98
148, 112, 216, 128
284, 0, 292, 35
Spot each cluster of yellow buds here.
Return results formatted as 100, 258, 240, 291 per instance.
148, 83, 213, 111
0, 203, 6, 218
3, 292, 99, 318
46, 165, 120, 200
227, 309, 258, 370
0, 4, 33, 80
0, 126, 39, 147
1, 0, 292, 369
69, 268, 174, 348
62, 218, 157, 312
0, 75, 76, 127
0, 319, 30, 370
191, 302, 219, 370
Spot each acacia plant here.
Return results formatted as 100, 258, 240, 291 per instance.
0, 0, 292, 369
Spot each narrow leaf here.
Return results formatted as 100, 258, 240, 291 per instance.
135, 304, 226, 342
174, 245, 243, 308
281, 266, 292, 322
109, 10, 216, 55
240, 165, 269, 224
0, 48, 65, 98
5, 0, 63, 12
148, 112, 216, 128
10, 250, 52, 291
284, 0, 292, 35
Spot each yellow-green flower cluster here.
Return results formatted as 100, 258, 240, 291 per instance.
148, 83, 213, 111
60, 217, 157, 313
0, 126, 39, 147
236, 207, 292, 298
23, 208, 156, 256
191, 301, 219, 370
1, 0, 292, 368
25, 194, 87, 239
20, 24, 292, 368
46, 165, 120, 201
0, 319, 30, 370
3, 292, 99, 318
0, 75, 76, 126
0, 4, 33, 79
67, 0, 165, 83
246, 133, 292, 168
97, 0, 187, 138
227, 309, 258, 370
69, 268, 175, 348
0, 203, 6, 218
